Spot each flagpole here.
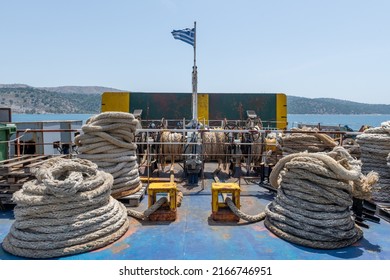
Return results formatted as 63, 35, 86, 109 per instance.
192, 21, 198, 122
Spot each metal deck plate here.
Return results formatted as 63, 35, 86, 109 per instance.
1, 177, 390, 260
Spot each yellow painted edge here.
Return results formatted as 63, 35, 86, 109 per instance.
101, 92, 130, 113
276, 93, 288, 130
198, 93, 209, 125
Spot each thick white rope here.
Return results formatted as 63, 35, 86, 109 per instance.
342, 138, 361, 159
223, 146, 376, 249
356, 121, 390, 202
280, 127, 337, 155
264, 146, 377, 249
1, 157, 129, 259
75, 112, 141, 196
160, 131, 183, 160
202, 130, 226, 161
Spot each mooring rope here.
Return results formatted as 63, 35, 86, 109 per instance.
202, 130, 227, 170
127, 197, 168, 220
224, 146, 377, 249
264, 132, 281, 166
75, 112, 142, 197
1, 158, 129, 259
160, 131, 183, 161
280, 127, 337, 155
265, 146, 377, 249
127, 192, 183, 220
388, 152, 390, 169
356, 121, 390, 202
342, 138, 361, 159
225, 197, 266, 222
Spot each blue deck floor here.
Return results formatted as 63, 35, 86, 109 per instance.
1, 174, 390, 260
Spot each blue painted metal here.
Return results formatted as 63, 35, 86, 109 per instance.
1, 181, 390, 260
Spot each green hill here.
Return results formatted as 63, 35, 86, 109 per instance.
1, 84, 390, 114
287, 96, 390, 114
0, 86, 101, 114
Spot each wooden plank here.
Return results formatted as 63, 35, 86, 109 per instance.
0, 197, 14, 206
377, 207, 390, 223
373, 202, 390, 223
0, 185, 23, 192
0, 155, 49, 168
0, 155, 33, 165
0, 155, 50, 175
24, 155, 67, 173
117, 184, 147, 207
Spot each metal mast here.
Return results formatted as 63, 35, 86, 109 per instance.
192, 21, 197, 122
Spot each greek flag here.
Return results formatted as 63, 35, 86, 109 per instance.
171, 28, 195, 46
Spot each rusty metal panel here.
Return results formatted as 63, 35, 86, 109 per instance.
130, 92, 192, 120
208, 93, 278, 127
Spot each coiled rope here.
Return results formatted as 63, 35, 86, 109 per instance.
202, 130, 226, 161
265, 146, 377, 249
75, 112, 142, 197
1, 158, 129, 259
388, 152, 390, 169
264, 132, 281, 166
280, 127, 337, 155
160, 131, 183, 161
342, 138, 361, 159
356, 121, 390, 202
224, 146, 377, 249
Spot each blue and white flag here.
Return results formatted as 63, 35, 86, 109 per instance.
171, 28, 195, 46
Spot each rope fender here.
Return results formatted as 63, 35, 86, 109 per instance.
1, 157, 129, 259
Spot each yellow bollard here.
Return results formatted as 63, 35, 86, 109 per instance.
211, 182, 240, 222
148, 182, 177, 221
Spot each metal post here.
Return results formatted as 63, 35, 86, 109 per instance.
192, 21, 198, 122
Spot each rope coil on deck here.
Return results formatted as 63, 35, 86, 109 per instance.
75, 112, 142, 196
280, 127, 338, 155
1, 158, 129, 259
356, 121, 390, 202
263, 146, 377, 249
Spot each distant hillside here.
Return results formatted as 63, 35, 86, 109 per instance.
1, 84, 390, 114
0, 84, 31, 89
0, 86, 101, 114
288, 96, 390, 114
40, 86, 124, 95
0, 84, 124, 95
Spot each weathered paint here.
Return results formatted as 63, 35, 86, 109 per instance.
276, 93, 288, 129
101, 92, 287, 129
197, 93, 209, 124
1, 178, 390, 260
101, 92, 130, 113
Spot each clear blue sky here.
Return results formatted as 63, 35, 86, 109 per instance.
1, 0, 389, 104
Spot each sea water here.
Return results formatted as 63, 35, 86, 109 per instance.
10, 113, 390, 131
288, 114, 390, 130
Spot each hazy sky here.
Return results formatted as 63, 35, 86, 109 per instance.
1, 0, 389, 104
